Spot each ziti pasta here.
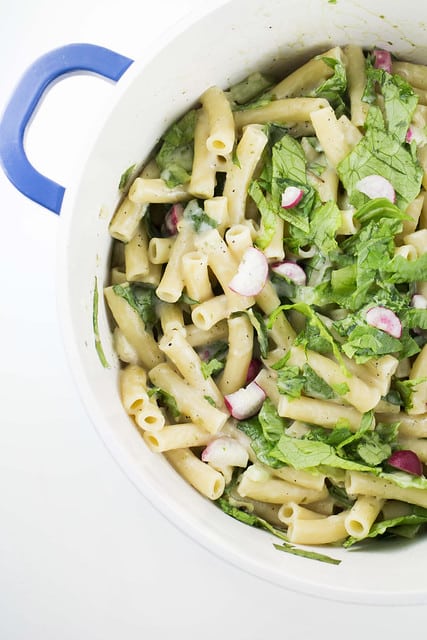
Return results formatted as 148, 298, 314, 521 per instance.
105, 46, 427, 558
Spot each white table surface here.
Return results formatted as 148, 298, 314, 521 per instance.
1, 1, 426, 638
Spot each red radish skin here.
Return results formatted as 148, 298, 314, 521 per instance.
373, 49, 392, 73
355, 175, 395, 203
406, 125, 427, 147
228, 247, 268, 296
387, 450, 423, 476
224, 381, 266, 420
246, 358, 262, 384
365, 306, 402, 338
411, 294, 427, 310
271, 260, 307, 286
281, 186, 304, 209
201, 436, 249, 468
162, 203, 184, 236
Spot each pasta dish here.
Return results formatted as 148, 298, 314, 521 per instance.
104, 46, 427, 558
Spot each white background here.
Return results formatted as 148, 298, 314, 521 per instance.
1, 1, 426, 638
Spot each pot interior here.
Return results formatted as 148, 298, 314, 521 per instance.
59, 0, 427, 604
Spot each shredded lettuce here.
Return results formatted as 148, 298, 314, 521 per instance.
363, 64, 418, 143
228, 71, 273, 107
313, 56, 348, 117
148, 387, 181, 420
112, 283, 158, 330
344, 507, 427, 548
156, 110, 196, 187
270, 434, 379, 472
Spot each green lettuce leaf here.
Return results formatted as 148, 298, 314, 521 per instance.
337, 124, 422, 209
201, 358, 225, 379
148, 387, 180, 419
228, 71, 273, 106
249, 181, 278, 250
344, 506, 427, 548
112, 283, 158, 330
156, 109, 196, 187
237, 416, 284, 468
271, 434, 379, 472
258, 398, 289, 442
364, 65, 418, 143
313, 56, 347, 117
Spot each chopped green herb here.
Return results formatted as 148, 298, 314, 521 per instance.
118, 164, 136, 191
93, 277, 109, 368
273, 543, 341, 565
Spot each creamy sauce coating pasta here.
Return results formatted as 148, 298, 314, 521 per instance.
106, 46, 427, 553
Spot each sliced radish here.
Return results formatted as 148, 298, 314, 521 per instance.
162, 203, 184, 236
201, 436, 249, 468
246, 358, 262, 384
271, 260, 307, 286
355, 175, 396, 203
365, 306, 402, 338
373, 49, 392, 73
228, 247, 268, 296
387, 450, 423, 476
411, 294, 427, 310
281, 186, 304, 209
406, 125, 427, 147
224, 380, 266, 420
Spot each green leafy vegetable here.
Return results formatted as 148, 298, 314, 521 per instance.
273, 543, 341, 565
201, 358, 225, 379
118, 164, 136, 191
183, 199, 218, 232
364, 64, 418, 143
249, 181, 278, 250
216, 498, 288, 542
93, 277, 109, 368
344, 506, 427, 548
228, 71, 273, 106
337, 116, 422, 209
258, 398, 288, 442
394, 377, 427, 411
274, 361, 336, 401
385, 252, 427, 283
238, 403, 287, 468
269, 302, 347, 371
245, 308, 269, 358
148, 387, 180, 420
271, 434, 378, 472
156, 110, 196, 187
112, 283, 158, 330
313, 56, 347, 117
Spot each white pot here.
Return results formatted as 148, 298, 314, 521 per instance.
3, 0, 427, 605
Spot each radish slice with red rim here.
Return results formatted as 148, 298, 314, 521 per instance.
281, 186, 304, 209
246, 358, 262, 384
387, 450, 423, 476
365, 306, 402, 338
224, 380, 266, 420
373, 49, 392, 73
228, 247, 268, 296
162, 203, 184, 236
355, 175, 395, 203
271, 260, 306, 286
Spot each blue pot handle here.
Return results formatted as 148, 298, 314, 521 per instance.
0, 43, 133, 214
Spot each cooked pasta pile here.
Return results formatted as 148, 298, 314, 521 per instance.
105, 45, 427, 552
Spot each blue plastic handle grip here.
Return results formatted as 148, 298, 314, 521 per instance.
0, 43, 133, 214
